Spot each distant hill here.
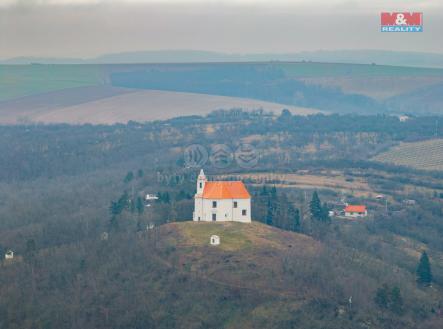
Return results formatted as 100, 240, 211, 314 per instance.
2, 49, 443, 68
0, 87, 318, 125
0, 64, 106, 101
291, 50, 443, 69
1, 62, 442, 117
386, 82, 443, 114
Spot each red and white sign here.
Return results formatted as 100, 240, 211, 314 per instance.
381, 12, 423, 32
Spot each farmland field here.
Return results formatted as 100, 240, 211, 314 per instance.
2, 62, 443, 118
3, 62, 443, 100
0, 65, 105, 101
373, 139, 443, 171
0, 88, 319, 124
301, 76, 443, 100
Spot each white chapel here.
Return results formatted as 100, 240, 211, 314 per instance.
193, 170, 251, 223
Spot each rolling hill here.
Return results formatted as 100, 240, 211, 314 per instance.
0, 87, 318, 124
386, 82, 443, 114
3, 50, 443, 68
2, 219, 438, 328
0, 64, 105, 102
1, 62, 443, 121
281, 62, 443, 100
142, 221, 439, 328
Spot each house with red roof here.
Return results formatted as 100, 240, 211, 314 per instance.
193, 169, 251, 223
344, 205, 368, 218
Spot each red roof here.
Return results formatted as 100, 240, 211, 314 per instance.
202, 181, 250, 199
345, 205, 367, 213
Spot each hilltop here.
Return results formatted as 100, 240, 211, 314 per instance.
3, 50, 443, 68
146, 221, 438, 329
155, 221, 321, 298
2, 219, 440, 328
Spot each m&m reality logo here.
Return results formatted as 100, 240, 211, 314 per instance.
381, 12, 423, 32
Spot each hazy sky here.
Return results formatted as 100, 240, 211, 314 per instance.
1, 0, 442, 59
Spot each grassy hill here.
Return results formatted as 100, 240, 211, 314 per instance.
149, 221, 438, 329
0, 190, 441, 329
277, 62, 443, 78
158, 221, 321, 297
2, 220, 440, 328
0, 65, 105, 101
279, 62, 443, 101
386, 82, 443, 113
2, 62, 443, 117
0, 88, 318, 125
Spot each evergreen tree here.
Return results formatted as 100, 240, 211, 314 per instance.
79, 259, 86, 271
124, 171, 134, 183
110, 201, 121, 216
109, 191, 130, 220
130, 198, 136, 213
177, 190, 187, 201
260, 185, 268, 196
266, 199, 273, 226
136, 197, 144, 215
310, 191, 323, 221
137, 169, 144, 178
0, 244, 4, 263
287, 205, 300, 232
390, 286, 404, 315
293, 208, 301, 232
278, 109, 292, 123
109, 191, 133, 228
270, 186, 277, 200
417, 251, 432, 286
374, 284, 389, 309
320, 202, 330, 222
374, 284, 404, 314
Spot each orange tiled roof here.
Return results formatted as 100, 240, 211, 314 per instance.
344, 205, 367, 213
202, 181, 250, 199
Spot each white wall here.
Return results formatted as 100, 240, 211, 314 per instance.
193, 197, 251, 223
345, 211, 368, 218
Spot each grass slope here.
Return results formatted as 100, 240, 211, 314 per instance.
2, 62, 442, 102
28, 90, 318, 124
0, 218, 441, 328
170, 221, 320, 252
150, 221, 439, 328
276, 62, 443, 78
373, 139, 443, 171
301, 76, 443, 100
0, 88, 318, 124
0, 65, 105, 101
